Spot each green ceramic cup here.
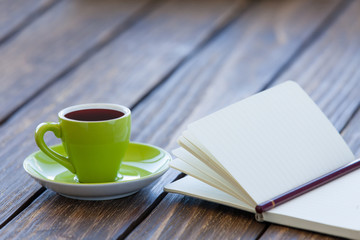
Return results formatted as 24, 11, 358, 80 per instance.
35, 103, 131, 183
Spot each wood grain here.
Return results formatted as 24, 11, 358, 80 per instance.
0, 0, 250, 237
127, 193, 266, 240
0, 0, 56, 44
259, 225, 342, 240
0, 0, 153, 123
129, 0, 345, 149
342, 110, 360, 157
269, 0, 360, 132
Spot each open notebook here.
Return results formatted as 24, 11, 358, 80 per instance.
164, 81, 360, 239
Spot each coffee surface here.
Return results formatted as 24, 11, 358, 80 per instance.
65, 109, 124, 121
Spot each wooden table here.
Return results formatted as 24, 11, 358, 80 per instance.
1, 0, 359, 239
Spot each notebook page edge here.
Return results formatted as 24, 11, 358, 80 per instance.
164, 176, 254, 213
170, 157, 251, 205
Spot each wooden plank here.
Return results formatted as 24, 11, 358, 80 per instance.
123, 0, 349, 239
0, 0, 56, 44
125, 193, 265, 239
0, 0, 153, 123
130, 0, 346, 147
259, 225, 341, 240
342, 110, 360, 157
0, 0, 250, 236
268, 0, 360, 132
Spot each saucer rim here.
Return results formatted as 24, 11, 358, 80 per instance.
23, 142, 171, 187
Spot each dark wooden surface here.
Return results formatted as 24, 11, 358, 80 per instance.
0, 0, 358, 239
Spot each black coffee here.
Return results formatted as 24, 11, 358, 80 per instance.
65, 109, 124, 121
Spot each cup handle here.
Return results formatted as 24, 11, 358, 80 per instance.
35, 122, 76, 174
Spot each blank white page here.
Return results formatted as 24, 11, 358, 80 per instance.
187, 81, 355, 204
266, 168, 360, 239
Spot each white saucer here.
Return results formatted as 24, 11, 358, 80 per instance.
23, 142, 171, 200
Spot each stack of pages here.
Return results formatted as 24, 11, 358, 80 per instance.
165, 81, 360, 239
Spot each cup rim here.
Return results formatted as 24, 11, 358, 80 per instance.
58, 103, 131, 123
